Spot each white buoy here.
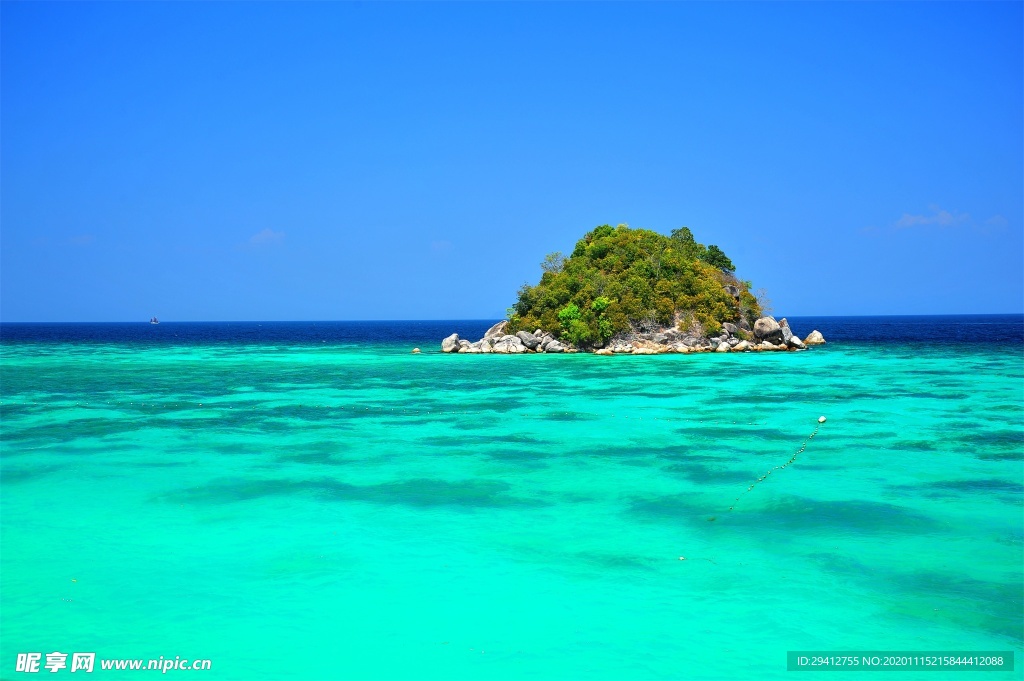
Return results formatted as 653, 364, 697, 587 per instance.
818, 416, 826, 423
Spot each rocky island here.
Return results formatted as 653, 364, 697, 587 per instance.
440, 224, 826, 355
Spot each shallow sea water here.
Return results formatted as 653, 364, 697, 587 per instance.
2, 318, 1022, 680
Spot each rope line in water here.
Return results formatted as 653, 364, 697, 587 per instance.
725, 415, 827, 513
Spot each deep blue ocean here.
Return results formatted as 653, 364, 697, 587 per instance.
2, 314, 1022, 346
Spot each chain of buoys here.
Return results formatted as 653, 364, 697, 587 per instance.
723, 415, 827, 514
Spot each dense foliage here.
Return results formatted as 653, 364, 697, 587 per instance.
507, 224, 760, 347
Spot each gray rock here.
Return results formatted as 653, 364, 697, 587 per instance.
753, 316, 785, 344
715, 342, 731, 353
779, 318, 793, 344
483, 321, 508, 339
545, 340, 565, 353
723, 284, 740, 298
441, 333, 460, 353
516, 330, 541, 350
738, 319, 752, 332
493, 339, 526, 354
787, 336, 806, 350
733, 340, 751, 352
653, 333, 669, 344
727, 337, 739, 347
534, 329, 544, 337
804, 330, 826, 345
722, 322, 738, 336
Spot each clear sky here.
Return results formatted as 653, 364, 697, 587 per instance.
2, 2, 1021, 322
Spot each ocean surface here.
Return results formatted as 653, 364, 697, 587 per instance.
2, 315, 1022, 680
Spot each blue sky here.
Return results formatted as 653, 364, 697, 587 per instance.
2, 2, 1021, 321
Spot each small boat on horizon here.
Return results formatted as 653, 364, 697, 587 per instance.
150, 317, 159, 324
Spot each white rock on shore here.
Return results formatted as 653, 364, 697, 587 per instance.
441, 316, 827, 355
804, 330, 826, 345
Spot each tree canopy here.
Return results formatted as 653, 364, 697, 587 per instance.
507, 224, 760, 347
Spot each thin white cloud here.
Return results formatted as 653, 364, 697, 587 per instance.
894, 206, 970, 229
248, 229, 285, 246
985, 214, 1008, 228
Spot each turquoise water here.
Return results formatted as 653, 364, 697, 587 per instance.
2, 335, 1022, 679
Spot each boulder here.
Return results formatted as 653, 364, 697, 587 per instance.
479, 341, 493, 354
737, 319, 752, 332
722, 322, 739, 336
787, 336, 806, 350
633, 347, 657, 355
483, 321, 508, 339
727, 337, 739, 347
779, 318, 793, 344
516, 330, 541, 350
733, 340, 751, 352
441, 333, 460, 353
723, 284, 740, 298
674, 344, 691, 353
534, 329, 544, 337
545, 340, 565, 353
458, 340, 471, 350
715, 342, 731, 353
594, 348, 614, 355
804, 330, 826, 345
493, 339, 526, 354
753, 316, 785, 344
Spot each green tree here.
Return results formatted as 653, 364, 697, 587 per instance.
541, 251, 565, 274
704, 245, 735, 272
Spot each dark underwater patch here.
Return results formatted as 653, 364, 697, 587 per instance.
158, 475, 546, 510
888, 478, 1024, 503
808, 553, 1023, 641
574, 551, 658, 572
539, 411, 601, 422
419, 433, 550, 448
0, 463, 65, 483
662, 462, 755, 483
629, 493, 940, 534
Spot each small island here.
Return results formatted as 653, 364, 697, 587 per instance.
441, 224, 825, 354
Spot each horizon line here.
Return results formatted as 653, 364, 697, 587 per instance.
1, 312, 1023, 324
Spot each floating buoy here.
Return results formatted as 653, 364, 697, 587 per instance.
818, 416, 826, 423
412, 348, 421, 354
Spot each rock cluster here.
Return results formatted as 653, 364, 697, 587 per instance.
441, 320, 573, 354
440, 317, 825, 355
